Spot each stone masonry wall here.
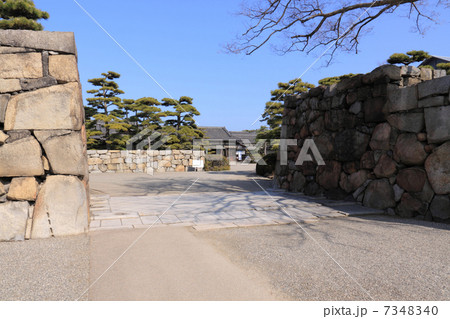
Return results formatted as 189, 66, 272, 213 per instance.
277, 64, 450, 223
0, 30, 89, 241
88, 150, 206, 174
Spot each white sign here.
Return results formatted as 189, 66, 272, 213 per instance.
192, 159, 204, 168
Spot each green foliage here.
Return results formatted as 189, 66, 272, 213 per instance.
256, 152, 277, 177
0, 0, 49, 30
259, 79, 314, 141
161, 96, 203, 150
318, 73, 360, 86
85, 71, 131, 150
387, 50, 430, 66
204, 156, 230, 171
436, 63, 450, 75
419, 65, 434, 70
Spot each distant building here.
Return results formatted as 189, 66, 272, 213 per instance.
199, 126, 259, 162
420, 55, 450, 69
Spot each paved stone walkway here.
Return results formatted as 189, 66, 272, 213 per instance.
89, 165, 382, 231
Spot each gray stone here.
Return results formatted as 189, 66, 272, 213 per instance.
420, 68, 433, 81
425, 141, 450, 194
341, 170, 368, 193
290, 171, 306, 192
364, 97, 387, 122
363, 179, 396, 209
369, 123, 391, 150
400, 65, 421, 77
0, 94, 9, 122
0, 46, 35, 54
418, 95, 445, 108
0, 201, 29, 241
323, 83, 337, 98
49, 55, 79, 83
393, 184, 404, 202
42, 50, 49, 76
362, 65, 401, 84
394, 133, 427, 165
349, 101, 361, 114
333, 129, 370, 161
418, 75, 450, 99
20, 76, 57, 91
34, 130, 87, 176
31, 175, 88, 239
0, 136, 43, 176
424, 106, 450, 143
429, 195, 450, 221
396, 167, 427, 193
397, 193, 426, 217
373, 153, 397, 177
387, 113, 424, 133
316, 160, 341, 190
0, 30, 77, 55
0, 52, 42, 78
433, 69, 447, 78
386, 85, 418, 112
4, 82, 83, 130
0, 79, 21, 93
412, 179, 434, 203
5, 130, 31, 143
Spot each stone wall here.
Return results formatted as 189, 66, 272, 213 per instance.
0, 30, 89, 241
88, 150, 206, 174
276, 65, 450, 223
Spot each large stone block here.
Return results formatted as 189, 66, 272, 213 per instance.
425, 141, 450, 194
362, 65, 401, 85
0, 79, 21, 93
387, 113, 424, 133
31, 175, 88, 239
394, 133, 427, 165
429, 195, 450, 221
316, 160, 341, 190
0, 94, 9, 122
4, 82, 83, 130
363, 179, 396, 209
333, 129, 370, 161
7, 177, 38, 201
0, 201, 29, 241
34, 130, 87, 176
369, 123, 391, 150
0, 52, 42, 78
386, 85, 418, 112
364, 97, 387, 122
424, 105, 450, 143
373, 154, 397, 178
0, 30, 77, 55
417, 75, 450, 99
49, 55, 79, 83
396, 168, 427, 192
20, 76, 57, 91
0, 136, 43, 176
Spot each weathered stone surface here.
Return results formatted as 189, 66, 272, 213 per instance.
0, 201, 29, 241
433, 69, 447, 78
0, 94, 9, 122
34, 130, 87, 176
291, 171, 306, 192
0, 46, 35, 54
20, 76, 57, 91
418, 95, 445, 108
394, 133, 427, 165
420, 68, 432, 81
424, 106, 450, 143
393, 184, 404, 202
343, 161, 359, 174
397, 193, 426, 217
324, 110, 356, 131
0, 30, 77, 55
387, 113, 424, 133
175, 165, 185, 172
317, 161, 341, 190
412, 179, 434, 203
0, 136, 43, 176
387, 85, 418, 112
313, 133, 334, 159
349, 101, 362, 114
363, 179, 396, 209
0, 79, 20, 93
418, 75, 450, 99
360, 151, 375, 169
5, 130, 31, 143
0, 130, 7, 145
373, 154, 397, 177
341, 170, 368, 193
397, 167, 427, 192
429, 195, 450, 221
425, 141, 450, 194
7, 177, 38, 201
333, 129, 370, 161
31, 175, 88, 239
0, 52, 42, 78
369, 123, 391, 150
400, 65, 421, 77
49, 55, 79, 83
364, 97, 387, 122
362, 65, 401, 84
0, 182, 5, 196
4, 82, 83, 130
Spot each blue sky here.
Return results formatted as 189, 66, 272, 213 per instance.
35, 0, 450, 131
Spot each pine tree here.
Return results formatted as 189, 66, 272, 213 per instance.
161, 96, 203, 149
387, 50, 430, 66
258, 79, 314, 140
85, 71, 131, 150
318, 73, 360, 86
0, 0, 49, 30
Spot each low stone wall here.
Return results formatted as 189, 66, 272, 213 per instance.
276, 64, 450, 223
0, 30, 89, 241
88, 150, 206, 174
